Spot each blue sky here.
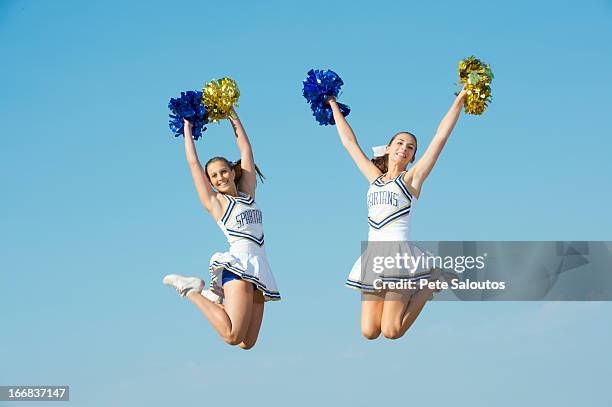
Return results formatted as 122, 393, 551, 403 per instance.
1, 0, 611, 406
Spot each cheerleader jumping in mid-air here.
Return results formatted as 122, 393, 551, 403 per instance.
328, 87, 468, 340
163, 109, 280, 350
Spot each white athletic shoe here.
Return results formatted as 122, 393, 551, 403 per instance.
162, 274, 204, 298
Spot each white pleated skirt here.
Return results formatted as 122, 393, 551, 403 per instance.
209, 242, 281, 302
346, 240, 433, 292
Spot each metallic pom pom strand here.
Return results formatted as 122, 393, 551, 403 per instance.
458, 56, 494, 115
302, 69, 351, 126
167, 90, 208, 140
202, 77, 240, 123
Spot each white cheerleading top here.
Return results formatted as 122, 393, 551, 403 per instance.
210, 191, 280, 302
367, 171, 415, 241
216, 192, 265, 249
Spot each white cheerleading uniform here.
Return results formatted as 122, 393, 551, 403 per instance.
346, 172, 431, 291
208, 192, 281, 301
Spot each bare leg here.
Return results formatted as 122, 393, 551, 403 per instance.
187, 279, 254, 345
380, 286, 435, 339
360, 292, 385, 340
239, 290, 265, 350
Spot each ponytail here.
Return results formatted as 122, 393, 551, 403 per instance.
232, 159, 266, 184
371, 155, 389, 173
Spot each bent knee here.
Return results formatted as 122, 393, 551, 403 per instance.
223, 333, 245, 346
239, 340, 257, 350
381, 325, 404, 340
361, 326, 381, 340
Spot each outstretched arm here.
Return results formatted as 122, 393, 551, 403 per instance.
228, 109, 257, 198
183, 120, 219, 214
406, 88, 467, 195
328, 97, 381, 182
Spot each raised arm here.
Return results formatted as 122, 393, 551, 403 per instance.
228, 109, 257, 198
328, 97, 382, 182
183, 120, 222, 216
406, 88, 468, 195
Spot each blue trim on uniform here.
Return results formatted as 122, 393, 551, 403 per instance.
372, 174, 386, 187
373, 172, 403, 187
368, 206, 411, 229
221, 193, 256, 225
394, 173, 413, 202
233, 192, 254, 204
368, 171, 412, 230
233, 195, 254, 205
346, 280, 369, 290
221, 196, 236, 224
226, 229, 265, 246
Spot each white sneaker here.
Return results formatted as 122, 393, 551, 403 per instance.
201, 288, 222, 304
163, 274, 204, 298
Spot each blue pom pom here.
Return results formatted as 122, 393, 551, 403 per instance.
302, 69, 350, 126
310, 102, 350, 126
168, 90, 208, 140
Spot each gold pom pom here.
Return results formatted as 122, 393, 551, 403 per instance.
202, 77, 240, 123
458, 56, 494, 115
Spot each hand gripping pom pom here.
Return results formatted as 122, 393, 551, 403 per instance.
202, 77, 240, 123
302, 69, 351, 126
310, 101, 351, 126
457, 56, 494, 115
168, 91, 208, 140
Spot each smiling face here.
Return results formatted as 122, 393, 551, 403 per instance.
206, 158, 236, 194
386, 132, 417, 167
